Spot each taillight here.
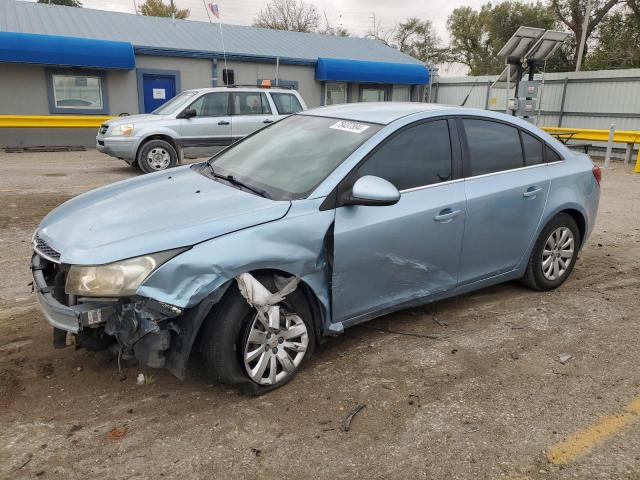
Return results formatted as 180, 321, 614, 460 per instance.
592, 165, 602, 185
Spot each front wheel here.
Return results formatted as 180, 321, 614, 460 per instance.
199, 275, 315, 394
521, 213, 580, 291
137, 139, 178, 173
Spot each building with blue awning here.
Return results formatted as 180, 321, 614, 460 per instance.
0, 0, 429, 147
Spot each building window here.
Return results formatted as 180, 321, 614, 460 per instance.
360, 85, 389, 102
392, 85, 411, 102
46, 69, 108, 114
325, 82, 347, 105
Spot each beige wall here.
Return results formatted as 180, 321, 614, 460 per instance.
219, 60, 322, 107
0, 64, 50, 115
136, 55, 213, 93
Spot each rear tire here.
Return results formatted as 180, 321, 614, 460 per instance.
137, 139, 178, 173
521, 213, 580, 291
199, 274, 315, 395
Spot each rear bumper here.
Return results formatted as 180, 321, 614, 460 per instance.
96, 136, 137, 161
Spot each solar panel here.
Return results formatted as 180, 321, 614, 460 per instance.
491, 64, 520, 89
497, 26, 545, 62
524, 30, 570, 61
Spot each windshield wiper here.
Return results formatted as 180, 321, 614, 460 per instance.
208, 164, 271, 199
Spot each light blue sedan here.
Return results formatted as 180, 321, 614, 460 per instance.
32, 103, 601, 394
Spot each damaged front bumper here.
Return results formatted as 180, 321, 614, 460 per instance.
31, 253, 185, 369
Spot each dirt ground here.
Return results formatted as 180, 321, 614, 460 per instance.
1, 150, 639, 480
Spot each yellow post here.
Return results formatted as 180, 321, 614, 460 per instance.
635, 150, 640, 173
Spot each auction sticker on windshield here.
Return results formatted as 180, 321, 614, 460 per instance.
330, 120, 370, 134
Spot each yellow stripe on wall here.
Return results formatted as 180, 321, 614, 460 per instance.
0, 115, 113, 128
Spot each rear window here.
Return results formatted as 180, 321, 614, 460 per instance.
271, 93, 303, 114
463, 119, 524, 176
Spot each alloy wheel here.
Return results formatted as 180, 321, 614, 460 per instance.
541, 226, 575, 281
146, 148, 171, 170
243, 309, 309, 385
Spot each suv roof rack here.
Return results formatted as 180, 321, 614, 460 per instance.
222, 84, 295, 90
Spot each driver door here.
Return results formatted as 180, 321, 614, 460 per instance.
331, 119, 466, 324
179, 92, 232, 156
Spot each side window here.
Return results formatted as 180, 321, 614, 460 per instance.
189, 92, 228, 117
232, 92, 271, 115
463, 119, 523, 176
545, 144, 562, 162
358, 120, 452, 191
271, 93, 303, 114
521, 131, 544, 166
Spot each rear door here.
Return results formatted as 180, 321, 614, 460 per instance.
332, 119, 466, 324
230, 91, 276, 142
458, 118, 550, 285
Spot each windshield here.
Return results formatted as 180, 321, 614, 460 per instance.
152, 91, 198, 115
208, 115, 382, 200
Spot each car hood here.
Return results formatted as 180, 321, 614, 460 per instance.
37, 165, 291, 265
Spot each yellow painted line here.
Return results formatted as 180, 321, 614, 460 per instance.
0, 115, 113, 128
546, 397, 640, 465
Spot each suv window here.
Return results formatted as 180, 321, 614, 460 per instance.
189, 92, 228, 117
271, 93, 303, 114
545, 144, 562, 162
358, 120, 452, 191
521, 131, 544, 166
463, 119, 523, 176
231, 92, 271, 115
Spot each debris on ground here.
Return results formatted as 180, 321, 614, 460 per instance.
340, 404, 366, 432
511, 352, 520, 360
106, 426, 129, 441
136, 373, 145, 385
558, 354, 573, 365
250, 448, 262, 457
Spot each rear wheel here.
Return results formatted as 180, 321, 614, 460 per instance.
199, 275, 315, 394
522, 213, 580, 291
137, 139, 178, 173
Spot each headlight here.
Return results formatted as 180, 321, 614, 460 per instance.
65, 248, 186, 297
109, 123, 135, 137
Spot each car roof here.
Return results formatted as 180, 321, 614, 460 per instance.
303, 102, 452, 125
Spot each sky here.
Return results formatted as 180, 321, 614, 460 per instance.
32, 0, 485, 74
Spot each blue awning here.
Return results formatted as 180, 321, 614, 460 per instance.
0, 32, 135, 69
316, 57, 428, 85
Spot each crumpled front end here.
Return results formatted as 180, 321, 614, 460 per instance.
31, 251, 185, 370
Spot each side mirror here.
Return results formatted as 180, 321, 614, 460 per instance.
179, 108, 197, 119
346, 175, 400, 207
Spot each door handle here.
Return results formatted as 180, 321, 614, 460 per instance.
263, 119, 274, 124
434, 208, 461, 222
218, 120, 230, 125
523, 186, 542, 198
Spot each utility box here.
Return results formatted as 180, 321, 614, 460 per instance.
518, 80, 540, 98
515, 99, 536, 117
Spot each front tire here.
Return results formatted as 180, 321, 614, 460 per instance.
522, 213, 580, 291
199, 275, 315, 395
137, 139, 178, 173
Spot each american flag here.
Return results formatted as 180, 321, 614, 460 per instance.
208, 3, 220, 18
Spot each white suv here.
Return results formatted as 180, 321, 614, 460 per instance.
96, 86, 307, 173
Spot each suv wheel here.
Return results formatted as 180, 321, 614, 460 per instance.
137, 139, 178, 173
521, 213, 580, 291
199, 275, 315, 395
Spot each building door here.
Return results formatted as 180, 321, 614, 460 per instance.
142, 74, 177, 113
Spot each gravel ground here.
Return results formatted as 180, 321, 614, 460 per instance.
1, 150, 639, 480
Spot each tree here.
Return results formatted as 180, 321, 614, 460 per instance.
253, 0, 320, 33
447, 1, 557, 75
138, 0, 190, 20
585, 8, 640, 69
551, 0, 621, 68
367, 17, 450, 65
37, 0, 82, 6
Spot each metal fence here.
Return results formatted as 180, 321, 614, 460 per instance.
430, 68, 640, 134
